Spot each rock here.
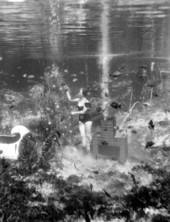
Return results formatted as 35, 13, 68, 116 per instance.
29, 84, 44, 99
131, 129, 137, 134
93, 170, 99, 174
162, 146, 170, 152
67, 175, 81, 184
158, 121, 169, 127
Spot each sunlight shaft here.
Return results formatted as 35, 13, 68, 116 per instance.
99, 0, 111, 119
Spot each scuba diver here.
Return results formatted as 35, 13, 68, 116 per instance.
65, 86, 92, 154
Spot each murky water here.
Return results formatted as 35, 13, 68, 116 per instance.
0, 0, 170, 97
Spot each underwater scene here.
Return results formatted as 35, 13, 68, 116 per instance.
0, 0, 170, 221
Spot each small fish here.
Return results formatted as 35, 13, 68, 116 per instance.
145, 141, 155, 148
72, 78, 78, 82
27, 75, 35, 79
9, 100, 16, 110
153, 92, 159, 97
9, 104, 15, 110
27, 80, 37, 84
147, 81, 156, 87
104, 80, 112, 83
103, 189, 112, 198
96, 106, 102, 112
143, 102, 150, 107
109, 70, 122, 78
89, 184, 93, 191
131, 129, 137, 134
148, 119, 155, 130
71, 74, 77, 77
101, 140, 108, 145
64, 69, 68, 73
60, 116, 64, 122
22, 74, 27, 78
110, 101, 121, 109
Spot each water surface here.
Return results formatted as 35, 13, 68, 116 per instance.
0, 0, 170, 96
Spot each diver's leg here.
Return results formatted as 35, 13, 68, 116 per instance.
85, 121, 92, 152
78, 121, 86, 148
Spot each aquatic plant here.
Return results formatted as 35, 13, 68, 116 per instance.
18, 133, 38, 170
26, 64, 77, 147
0, 146, 170, 222
42, 65, 66, 120
40, 129, 63, 169
0, 158, 115, 222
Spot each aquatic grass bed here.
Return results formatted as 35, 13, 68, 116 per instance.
0, 158, 170, 222
0, 160, 114, 222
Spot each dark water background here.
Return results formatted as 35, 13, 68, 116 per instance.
0, 0, 170, 97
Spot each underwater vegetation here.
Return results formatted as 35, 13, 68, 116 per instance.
0, 64, 170, 221
0, 154, 170, 221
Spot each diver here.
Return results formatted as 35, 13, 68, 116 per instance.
65, 86, 92, 154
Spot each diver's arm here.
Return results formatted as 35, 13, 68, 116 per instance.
66, 89, 79, 102
71, 106, 87, 115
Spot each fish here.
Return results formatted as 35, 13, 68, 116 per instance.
145, 141, 155, 148
27, 80, 38, 84
103, 189, 112, 198
9, 103, 15, 110
27, 75, 35, 79
109, 70, 122, 78
22, 74, 27, 78
110, 101, 121, 109
71, 74, 77, 77
72, 78, 78, 82
148, 119, 155, 130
